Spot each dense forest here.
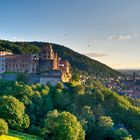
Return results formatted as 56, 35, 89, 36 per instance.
0, 74, 140, 139
1, 39, 136, 139
0, 39, 120, 78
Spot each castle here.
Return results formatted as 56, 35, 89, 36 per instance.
0, 44, 72, 85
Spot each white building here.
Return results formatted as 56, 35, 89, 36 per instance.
0, 51, 13, 73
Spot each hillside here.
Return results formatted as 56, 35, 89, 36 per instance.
53, 44, 120, 77
0, 39, 120, 78
0, 79, 139, 139
0, 130, 43, 140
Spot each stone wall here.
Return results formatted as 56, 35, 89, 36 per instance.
0, 73, 62, 86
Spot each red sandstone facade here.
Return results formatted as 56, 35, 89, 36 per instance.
5, 54, 38, 74
38, 44, 72, 82
0, 44, 72, 82
0, 44, 71, 82
38, 44, 59, 73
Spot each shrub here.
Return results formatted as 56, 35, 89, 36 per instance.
0, 118, 8, 135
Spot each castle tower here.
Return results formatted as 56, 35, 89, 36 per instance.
40, 44, 54, 60
53, 53, 59, 70
38, 44, 57, 74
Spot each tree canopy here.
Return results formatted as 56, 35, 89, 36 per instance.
0, 95, 30, 130
0, 79, 138, 139
43, 110, 85, 140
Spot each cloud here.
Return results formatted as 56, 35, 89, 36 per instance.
11, 37, 26, 41
84, 52, 108, 58
108, 34, 137, 41
11, 37, 18, 40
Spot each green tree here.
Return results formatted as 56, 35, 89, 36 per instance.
114, 128, 132, 140
73, 85, 85, 94
43, 110, 85, 140
0, 96, 30, 130
72, 73, 80, 81
55, 82, 64, 90
98, 116, 114, 129
17, 73, 29, 83
14, 84, 34, 105
0, 118, 8, 135
93, 116, 114, 139
27, 93, 53, 126
53, 92, 71, 110
80, 106, 95, 131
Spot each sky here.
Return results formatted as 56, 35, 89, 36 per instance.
0, 0, 140, 69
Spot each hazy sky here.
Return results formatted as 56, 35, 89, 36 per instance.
0, 0, 140, 69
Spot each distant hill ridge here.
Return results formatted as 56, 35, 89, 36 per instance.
0, 39, 120, 78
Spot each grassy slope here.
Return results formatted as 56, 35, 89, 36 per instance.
0, 130, 43, 140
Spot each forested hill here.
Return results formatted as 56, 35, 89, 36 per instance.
53, 44, 120, 78
0, 39, 120, 78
